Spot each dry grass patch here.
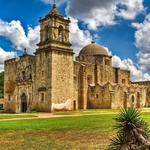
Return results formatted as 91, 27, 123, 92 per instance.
0, 130, 114, 150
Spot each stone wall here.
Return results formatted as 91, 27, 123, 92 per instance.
88, 84, 112, 109
51, 50, 74, 109
132, 81, 150, 107
4, 58, 17, 112
34, 50, 52, 112
88, 83, 147, 109
4, 55, 35, 113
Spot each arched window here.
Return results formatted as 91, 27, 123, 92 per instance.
96, 94, 99, 99
87, 75, 92, 84
58, 26, 63, 42
105, 59, 110, 66
45, 26, 49, 41
22, 71, 26, 80
131, 95, 135, 103
131, 95, 135, 108
41, 93, 45, 102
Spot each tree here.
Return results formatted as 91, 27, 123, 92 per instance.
0, 72, 4, 98
108, 108, 150, 150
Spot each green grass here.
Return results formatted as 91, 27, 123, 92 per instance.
0, 110, 150, 149
53, 109, 119, 116
0, 114, 37, 119
0, 113, 116, 150
0, 114, 116, 132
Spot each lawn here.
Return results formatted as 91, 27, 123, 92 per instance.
0, 110, 150, 150
0, 114, 37, 119
52, 109, 119, 116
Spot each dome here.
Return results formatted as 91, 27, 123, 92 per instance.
79, 41, 108, 56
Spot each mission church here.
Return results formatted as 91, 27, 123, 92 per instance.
3, 4, 150, 113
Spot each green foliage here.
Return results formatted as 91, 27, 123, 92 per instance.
0, 72, 4, 98
108, 108, 150, 150
114, 108, 145, 131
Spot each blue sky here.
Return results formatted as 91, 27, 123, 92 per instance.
0, 0, 150, 80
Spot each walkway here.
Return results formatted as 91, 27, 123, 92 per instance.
0, 109, 150, 121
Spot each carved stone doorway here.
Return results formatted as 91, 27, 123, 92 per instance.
21, 93, 27, 113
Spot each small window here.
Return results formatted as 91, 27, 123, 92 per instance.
42, 71, 44, 76
29, 74, 32, 80
87, 75, 92, 84
8, 95, 11, 101
22, 71, 26, 80
105, 59, 110, 66
131, 95, 134, 103
41, 93, 45, 102
82, 56, 84, 61
96, 94, 99, 99
58, 26, 63, 42
122, 79, 126, 84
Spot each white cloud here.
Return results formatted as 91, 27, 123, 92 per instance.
0, 17, 93, 55
0, 47, 16, 72
69, 18, 93, 54
26, 26, 40, 53
66, 0, 144, 30
40, 0, 144, 29
0, 19, 40, 54
112, 55, 150, 81
116, 0, 144, 20
132, 14, 150, 74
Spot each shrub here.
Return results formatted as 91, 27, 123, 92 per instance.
108, 108, 150, 150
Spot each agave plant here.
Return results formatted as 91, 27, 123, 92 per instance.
108, 108, 150, 150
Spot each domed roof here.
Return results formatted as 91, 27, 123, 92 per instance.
79, 41, 108, 56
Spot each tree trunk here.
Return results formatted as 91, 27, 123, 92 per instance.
133, 128, 150, 149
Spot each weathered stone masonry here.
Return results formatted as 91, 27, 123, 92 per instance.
3, 4, 150, 113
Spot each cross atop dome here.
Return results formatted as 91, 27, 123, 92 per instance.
53, 0, 56, 8
91, 40, 95, 44
23, 48, 28, 55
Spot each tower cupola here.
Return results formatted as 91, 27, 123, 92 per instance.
37, 3, 71, 52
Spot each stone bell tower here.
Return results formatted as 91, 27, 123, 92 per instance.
35, 3, 74, 111
39, 4, 71, 48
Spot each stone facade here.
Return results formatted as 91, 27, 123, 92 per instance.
3, 4, 149, 113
